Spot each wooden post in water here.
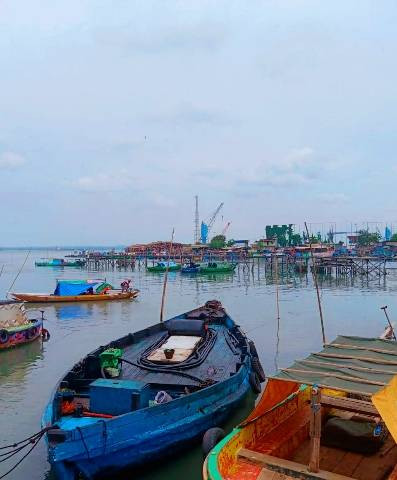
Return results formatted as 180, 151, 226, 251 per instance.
305, 222, 326, 345
160, 228, 175, 323
309, 386, 322, 473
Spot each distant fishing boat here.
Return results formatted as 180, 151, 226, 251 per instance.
42, 300, 264, 479
35, 258, 85, 267
11, 280, 139, 303
199, 262, 237, 274
181, 262, 201, 273
147, 261, 181, 272
0, 300, 47, 349
204, 335, 397, 480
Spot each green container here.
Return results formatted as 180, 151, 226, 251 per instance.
99, 348, 123, 369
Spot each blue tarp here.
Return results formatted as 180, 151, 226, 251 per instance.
54, 281, 101, 296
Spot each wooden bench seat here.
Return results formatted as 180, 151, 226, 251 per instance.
238, 449, 353, 480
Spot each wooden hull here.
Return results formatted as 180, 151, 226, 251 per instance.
42, 302, 260, 480
199, 266, 237, 274
11, 290, 139, 303
35, 262, 84, 267
0, 318, 43, 350
147, 265, 181, 272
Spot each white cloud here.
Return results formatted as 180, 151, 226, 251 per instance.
0, 152, 26, 169
73, 172, 134, 193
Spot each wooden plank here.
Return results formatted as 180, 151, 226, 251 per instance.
238, 449, 354, 480
257, 469, 287, 479
319, 446, 346, 473
331, 451, 362, 477
321, 395, 378, 416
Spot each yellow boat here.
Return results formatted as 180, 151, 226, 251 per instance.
12, 279, 139, 303
204, 335, 397, 480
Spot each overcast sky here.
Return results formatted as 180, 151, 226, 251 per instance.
1, 1, 397, 246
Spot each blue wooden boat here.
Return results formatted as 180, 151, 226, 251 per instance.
42, 300, 264, 479
181, 262, 201, 273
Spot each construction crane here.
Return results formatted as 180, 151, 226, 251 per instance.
200, 202, 224, 244
221, 221, 231, 236
194, 195, 199, 244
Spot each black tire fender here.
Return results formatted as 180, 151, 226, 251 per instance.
249, 371, 261, 394
202, 427, 226, 457
0, 329, 9, 344
248, 340, 258, 358
251, 356, 266, 383
41, 328, 50, 341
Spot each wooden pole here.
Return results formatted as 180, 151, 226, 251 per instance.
309, 386, 322, 473
305, 222, 326, 344
274, 253, 281, 371
160, 228, 175, 322
381, 305, 396, 340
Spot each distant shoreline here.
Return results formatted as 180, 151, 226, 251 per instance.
0, 246, 126, 251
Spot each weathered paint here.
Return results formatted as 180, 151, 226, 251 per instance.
206, 381, 311, 480
0, 317, 43, 350
42, 305, 256, 479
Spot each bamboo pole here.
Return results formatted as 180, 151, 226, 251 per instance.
274, 253, 281, 371
308, 387, 322, 473
160, 228, 175, 322
305, 222, 326, 344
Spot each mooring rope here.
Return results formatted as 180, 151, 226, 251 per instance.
0, 427, 50, 479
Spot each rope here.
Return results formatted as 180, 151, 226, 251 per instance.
6, 250, 30, 296
0, 428, 49, 479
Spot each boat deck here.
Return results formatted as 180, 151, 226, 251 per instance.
120, 325, 239, 387
228, 432, 397, 480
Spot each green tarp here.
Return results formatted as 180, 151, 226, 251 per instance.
274, 335, 397, 395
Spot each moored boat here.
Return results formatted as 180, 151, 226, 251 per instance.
12, 280, 139, 303
199, 262, 237, 274
147, 261, 181, 272
42, 300, 264, 479
0, 301, 45, 349
204, 335, 397, 480
35, 258, 85, 267
181, 262, 201, 273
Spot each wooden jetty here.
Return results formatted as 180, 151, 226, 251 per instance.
312, 256, 388, 277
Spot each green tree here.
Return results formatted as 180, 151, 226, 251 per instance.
226, 239, 235, 247
290, 234, 302, 246
356, 229, 381, 246
390, 233, 397, 242
309, 235, 319, 244
210, 235, 226, 249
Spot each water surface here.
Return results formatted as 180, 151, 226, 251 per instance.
0, 249, 395, 479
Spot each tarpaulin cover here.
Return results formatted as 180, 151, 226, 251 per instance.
273, 335, 397, 442
274, 335, 397, 395
54, 280, 101, 296
372, 374, 397, 443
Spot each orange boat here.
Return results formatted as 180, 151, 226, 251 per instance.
12, 279, 139, 303
204, 335, 397, 480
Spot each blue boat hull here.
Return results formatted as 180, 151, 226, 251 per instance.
181, 266, 200, 273
42, 301, 262, 479
44, 364, 251, 479
49, 369, 250, 479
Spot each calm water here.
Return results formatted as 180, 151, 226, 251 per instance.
0, 249, 396, 479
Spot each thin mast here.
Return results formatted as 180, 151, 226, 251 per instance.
160, 228, 175, 322
304, 222, 326, 344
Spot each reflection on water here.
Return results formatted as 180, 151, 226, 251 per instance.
1, 250, 397, 479
54, 303, 95, 321
0, 339, 43, 380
